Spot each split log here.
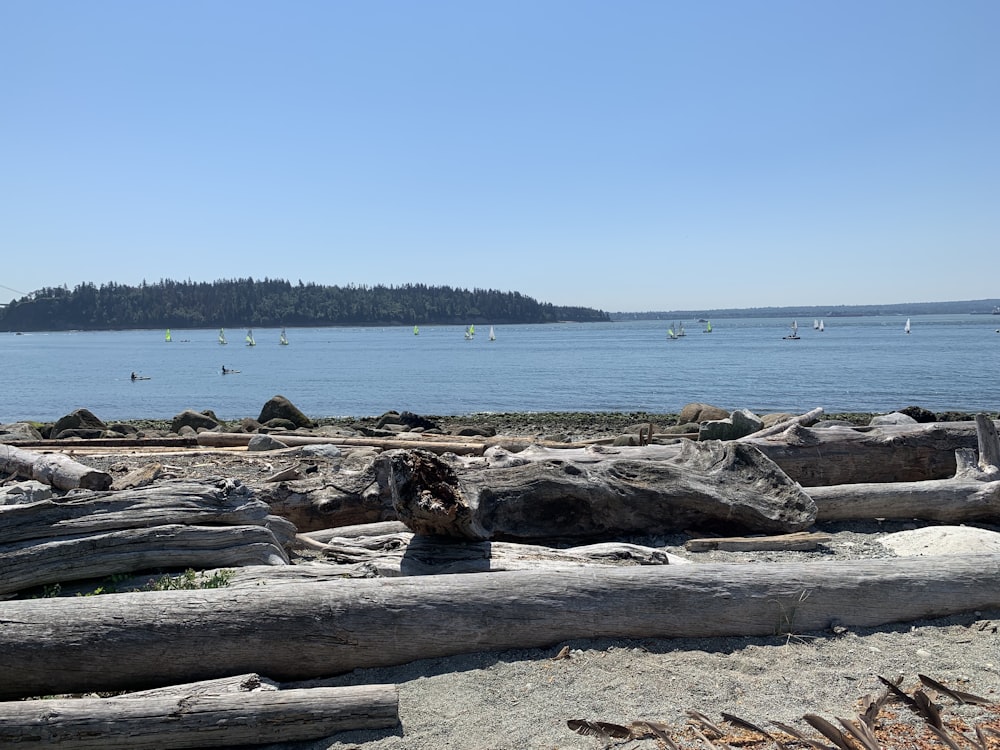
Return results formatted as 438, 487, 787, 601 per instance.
375, 440, 816, 540
744, 420, 986, 486
0, 479, 266, 545
0, 444, 112, 491
257, 471, 395, 533
0, 524, 290, 597
122, 673, 280, 698
2, 555, 1000, 699
0, 684, 399, 749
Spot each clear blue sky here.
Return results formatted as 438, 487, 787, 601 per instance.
2, 1, 997, 312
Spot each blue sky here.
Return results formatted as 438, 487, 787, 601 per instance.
2, 1, 997, 312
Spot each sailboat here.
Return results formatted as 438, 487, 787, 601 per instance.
703, 320, 712, 333
813, 319, 820, 330
677, 322, 686, 337
413, 325, 419, 336
489, 325, 496, 341
246, 329, 256, 347
905, 318, 911, 335
279, 328, 289, 346
783, 321, 801, 340
667, 324, 679, 340
818, 320, 825, 332
165, 328, 172, 343
464, 324, 475, 340
218, 328, 227, 345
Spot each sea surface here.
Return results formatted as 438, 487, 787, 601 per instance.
3, 315, 999, 423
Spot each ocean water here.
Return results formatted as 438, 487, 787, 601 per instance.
2, 315, 998, 423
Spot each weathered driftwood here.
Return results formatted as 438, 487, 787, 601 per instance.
738, 406, 825, 442
0, 444, 112, 491
375, 441, 816, 540
258, 473, 395, 533
809, 415, 1000, 522
122, 672, 280, 698
301, 520, 411, 543
744, 420, 986, 486
0, 684, 399, 749
0, 524, 290, 597
315, 532, 686, 575
684, 531, 832, 552
3, 555, 1000, 699
0, 479, 266, 545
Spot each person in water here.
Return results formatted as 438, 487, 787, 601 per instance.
130, 371, 137, 381
222, 365, 228, 374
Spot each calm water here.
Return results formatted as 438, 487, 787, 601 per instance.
3, 316, 999, 422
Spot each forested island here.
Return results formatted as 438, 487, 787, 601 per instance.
0, 279, 610, 332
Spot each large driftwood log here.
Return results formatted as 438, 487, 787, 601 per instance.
0, 684, 399, 749
0, 524, 290, 597
2, 555, 1000, 699
0, 444, 112, 491
375, 441, 816, 540
745, 420, 986, 486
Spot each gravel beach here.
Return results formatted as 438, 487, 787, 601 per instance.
6, 409, 1000, 749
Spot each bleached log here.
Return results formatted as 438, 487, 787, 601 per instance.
0, 444, 112, 491
0, 685, 399, 749
376, 440, 816, 540
684, 531, 832, 552
0, 524, 289, 597
122, 673, 280, 698
301, 520, 410, 543
737, 406, 825, 441
3, 555, 1000, 699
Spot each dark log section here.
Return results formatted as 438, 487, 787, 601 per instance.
376, 441, 816, 540
3, 554, 999, 700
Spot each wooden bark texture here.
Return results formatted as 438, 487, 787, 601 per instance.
810, 475, 1000, 522
745, 421, 985, 486
0, 684, 398, 749
375, 440, 816, 540
0, 444, 112, 491
3, 554, 999, 699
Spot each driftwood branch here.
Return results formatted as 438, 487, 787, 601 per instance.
0, 444, 112, 491
3, 554, 999, 699
0, 684, 399, 749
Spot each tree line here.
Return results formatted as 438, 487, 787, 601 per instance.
0, 279, 610, 331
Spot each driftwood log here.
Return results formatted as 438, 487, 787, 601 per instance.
808, 414, 1000, 522
0, 444, 112, 491
0, 684, 399, 749
745, 420, 987, 486
375, 440, 816, 540
2, 554, 999, 700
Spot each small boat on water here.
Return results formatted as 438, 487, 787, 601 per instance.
218, 328, 227, 345
280, 328, 289, 346
667, 324, 679, 340
413, 325, 419, 336
703, 320, 712, 333
783, 321, 801, 340
905, 318, 911, 335
246, 329, 256, 347
165, 329, 172, 343
818, 320, 825, 331
489, 325, 496, 341
464, 324, 475, 340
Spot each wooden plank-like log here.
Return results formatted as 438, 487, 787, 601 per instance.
2, 554, 999, 700
377, 441, 816, 540
684, 531, 832, 552
0, 444, 112, 491
0, 685, 399, 749
809, 475, 1000, 522
0, 524, 289, 597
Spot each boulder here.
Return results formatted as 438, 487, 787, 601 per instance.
248, 435, 290, 452
54, 428, 105, 440
450, 425, 496, 437
0, 423, 44, 442
679, 402, 729, 424
51, 409, 107, 437
0, 481, 53, 505
262, 419, 298, 431
258, 396, 314, 429
898, 405, 937, 423
869, 411, 918, 426
698, 409, 763, 441
376, 410, 438, 432
170, 410, 221, 434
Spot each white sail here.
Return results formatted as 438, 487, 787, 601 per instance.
219, 328, 227, 345
246, 329, 256, 346
905, 318, 911, 334
489, 325, 496, 341
280, 328, 289, 345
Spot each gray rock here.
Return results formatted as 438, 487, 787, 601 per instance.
258, 395, 314, 429
262, 418, 298, 431
295, 444, 343, 459
0, 422, 44, 442
170, 409, 221, 433
870, 412, 918, 426
52, 408, 107, 437
451, 425, 496, 437
730, 409, 764, 437
248, 434, 290, 452
54, 428, 105, 440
